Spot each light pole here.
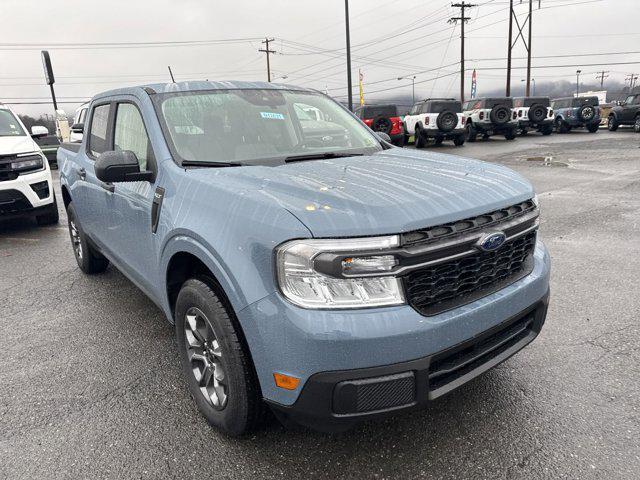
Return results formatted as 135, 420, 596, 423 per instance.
398, 76, 417, 104
521, 78, 536, 96
576, 70, 582, 96
344, 0, 353, 111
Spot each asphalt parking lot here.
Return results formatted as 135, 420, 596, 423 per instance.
1, 129, 639, 479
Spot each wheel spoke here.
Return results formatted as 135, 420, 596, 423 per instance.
199, 364, 214, 387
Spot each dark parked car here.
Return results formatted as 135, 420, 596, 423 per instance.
513, 97, 554, 135
551, 96, 600, 133
354, 104, 405, 146
608, 93, 640, 132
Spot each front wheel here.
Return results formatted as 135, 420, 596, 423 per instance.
175, 278, 266, 436
587, 123, 599, 133
66, 202, 109, 274
608, 116, 619, 131
453, 134, 465, 146
541, 124, 553, 136
635, 116, 640, 133
504, 129, 516, 141
555, 118, 569, 134
414, 127, 425, 148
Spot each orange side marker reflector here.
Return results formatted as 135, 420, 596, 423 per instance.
273, 372, 300, 390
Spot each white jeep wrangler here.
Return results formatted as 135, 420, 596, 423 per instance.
513, 96, 554, 136
462, 97, 518, 142
0, 103, 59, 225
403, 99, 465, 147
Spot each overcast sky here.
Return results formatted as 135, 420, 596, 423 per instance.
1, 0, 638, 117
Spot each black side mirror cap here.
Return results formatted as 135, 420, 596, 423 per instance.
71, 123, 84, 133
95, 150, 153, 183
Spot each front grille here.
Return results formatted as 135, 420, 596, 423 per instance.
0, 155, 19, 182
405, 230, 536, 316
0, 189, 32, 213
428, 309, 536, 395
402, 199, 536, 246
398, 200, 539, 316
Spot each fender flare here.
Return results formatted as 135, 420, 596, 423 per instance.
159, 231, 248, 320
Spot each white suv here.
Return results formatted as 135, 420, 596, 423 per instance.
513, 97, 554, 135
0, 103, 59, 225
404, 99, 465, 147
462, 97, 518, 141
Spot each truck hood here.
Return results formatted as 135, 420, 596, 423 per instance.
195, 148, 535, 237
0, 135, 40, 155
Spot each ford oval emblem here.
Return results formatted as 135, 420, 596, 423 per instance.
477, 232, 506, 252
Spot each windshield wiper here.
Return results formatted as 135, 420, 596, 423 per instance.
284, 152, 364, 163
182, 160, 243, 168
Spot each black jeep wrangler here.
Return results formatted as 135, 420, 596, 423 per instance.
513, 97, 554, 136
608, 93, 640, 133
462, 97, 518, 142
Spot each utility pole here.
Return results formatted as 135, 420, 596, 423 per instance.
576, 70, 582, 96
398, 76, 417, 104
595, 70, 609, 89
506, 0, 536, 96
344, 0, 353, 111
258, 38, 276, 82
625, 73, 639, 91
450, 2, 476, 103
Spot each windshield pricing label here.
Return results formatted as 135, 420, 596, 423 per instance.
260, 112, 285, 120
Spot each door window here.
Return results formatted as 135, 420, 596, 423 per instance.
114, 103, 152, 171
88, 104, 111, 157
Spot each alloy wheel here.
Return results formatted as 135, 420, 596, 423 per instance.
184, 307, 228, 410
69, 220, 83, 260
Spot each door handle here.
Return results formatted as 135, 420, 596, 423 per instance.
77, 167, 86, 180
100, 182, 115, 193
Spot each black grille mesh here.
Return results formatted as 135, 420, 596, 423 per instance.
0, 189, 31, 214
353, 374, 415, 413
405, 231, 537, 316
402, 199, 536, 246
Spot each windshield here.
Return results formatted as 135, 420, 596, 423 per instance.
155, 89, 382, 165
0, 109, 26, 137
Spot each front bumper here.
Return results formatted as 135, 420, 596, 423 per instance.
270, 291, 549, 431
238, 240, 550, 421
0, 167, 55, 217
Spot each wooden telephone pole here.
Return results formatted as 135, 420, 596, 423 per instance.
450, 2, 476, 103
259, 38, 276, 82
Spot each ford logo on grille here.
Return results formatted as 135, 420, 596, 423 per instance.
477, 232, 506, 251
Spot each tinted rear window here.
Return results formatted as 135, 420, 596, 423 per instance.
483, 98, 513, 108
426, 101, 462, 113
361, 105, 398, 118
572, 97, 599, 107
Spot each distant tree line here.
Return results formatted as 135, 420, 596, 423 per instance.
18, 114, 57, 135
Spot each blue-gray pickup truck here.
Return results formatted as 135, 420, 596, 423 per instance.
57, 81, 550, 435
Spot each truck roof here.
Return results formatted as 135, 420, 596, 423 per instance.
92, 80, 317, 101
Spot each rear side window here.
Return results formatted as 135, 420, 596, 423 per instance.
483, 98, 513, 108
114, 103, 152, 171
409, 103, 423, 115
89, 104, 111, 157
362, 105, 398, 118
426, 101, 461, 113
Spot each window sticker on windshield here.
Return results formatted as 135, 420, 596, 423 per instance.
260, 112, 285, 120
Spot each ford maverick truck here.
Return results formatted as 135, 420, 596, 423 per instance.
58, 81, 550, 435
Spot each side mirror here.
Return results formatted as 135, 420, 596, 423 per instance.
375, 131, 392, 143
31, 125, 49, 137
71, 123, 84, 133
95, 150, 153, 183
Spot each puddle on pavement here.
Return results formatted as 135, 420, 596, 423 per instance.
526, 156, 569, 167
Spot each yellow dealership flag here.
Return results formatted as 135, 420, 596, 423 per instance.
359, 69, 365, 106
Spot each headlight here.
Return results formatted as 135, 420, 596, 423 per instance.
11, 153, 44, 173
276, 236, 405, 309
532, 194, 539, 208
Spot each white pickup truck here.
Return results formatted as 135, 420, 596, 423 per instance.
403, 99, 465, 147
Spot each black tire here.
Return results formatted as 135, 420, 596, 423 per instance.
465, 123, 477, 142
36, 194, 59, 226
175, 278, 265, 436
434, 136, 444, 146
453, 134, 465, 146
414, 126, 425, 148
393, 135, 405, 147
403, 124, 410, 145
489, 105, 510, 125
541, 124, 553, 136
608, 115, 619, 131
587, 122, 599, 133
555, 118, 569, 134
66, 202, 109, 274
519, 127, 528, 136
528, 104, 547, 123
634, 115, 640, 133
436, 111, 457, 132
504, 129, 516, 141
